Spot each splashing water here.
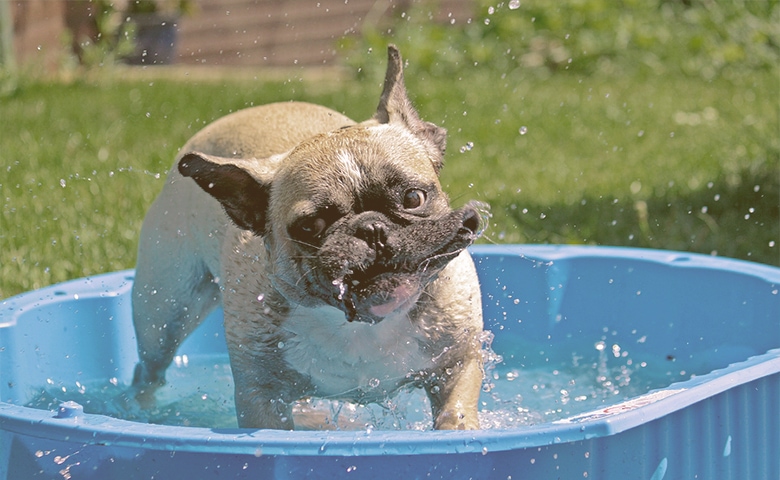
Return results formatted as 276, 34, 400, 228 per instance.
26, 334, 693, 430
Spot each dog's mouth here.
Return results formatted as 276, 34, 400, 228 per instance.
308, 202, 488, 324
333, 271, 423, 324
328, 239, 473, 324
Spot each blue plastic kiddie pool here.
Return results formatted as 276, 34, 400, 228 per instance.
1, 245, 778, 479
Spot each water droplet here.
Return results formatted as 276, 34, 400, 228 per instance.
508, 0, 521, 9
459, 141, 474, 153
519, 126, 528, 135
650, 458, 668, 480
723, 435, 732, 457
59, 179, 66, 188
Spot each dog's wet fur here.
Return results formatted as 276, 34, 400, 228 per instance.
130, 46, 487, 430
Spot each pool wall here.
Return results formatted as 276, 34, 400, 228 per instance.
1, 245, 778, 479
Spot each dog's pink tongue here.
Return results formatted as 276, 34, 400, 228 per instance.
369, 284, 419, 317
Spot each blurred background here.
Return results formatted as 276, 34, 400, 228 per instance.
7, 0, 473, 69
1, 0, 778, 297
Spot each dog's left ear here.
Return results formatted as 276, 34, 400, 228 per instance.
374, 45, 446, 173
178, 152, 276, 236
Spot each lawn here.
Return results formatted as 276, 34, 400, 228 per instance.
1, 2, 778, 299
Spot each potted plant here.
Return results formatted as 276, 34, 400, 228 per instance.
123, 0, 193, 65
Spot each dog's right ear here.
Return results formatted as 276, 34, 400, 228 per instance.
374, 45, 447, 173
178, 152, 275, 236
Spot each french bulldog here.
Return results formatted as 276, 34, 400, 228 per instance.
130, 45, 487, 430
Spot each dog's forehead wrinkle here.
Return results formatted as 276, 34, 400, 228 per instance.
334, 149, 367, 195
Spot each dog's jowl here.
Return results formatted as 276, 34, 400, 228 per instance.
130, 46, 488, 430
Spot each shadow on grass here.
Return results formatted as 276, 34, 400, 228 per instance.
505, 168, 779, 267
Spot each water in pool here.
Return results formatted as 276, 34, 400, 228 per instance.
26, 334, 694, 430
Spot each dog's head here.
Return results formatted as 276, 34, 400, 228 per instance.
178, 46, 487, 323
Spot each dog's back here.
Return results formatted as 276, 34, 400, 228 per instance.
131, 102, 355, 391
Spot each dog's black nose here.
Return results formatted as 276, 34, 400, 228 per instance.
356, 221, 388, 254
461, 208, 482, 235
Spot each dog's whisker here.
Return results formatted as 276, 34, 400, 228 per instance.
414, 248, 463, 275
288, 237, 321, 251
478, 232, 500, 245
293, 265, 318, 287
418, 289, 436, 301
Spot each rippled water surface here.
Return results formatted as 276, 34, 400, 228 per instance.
27, 337, 694, 431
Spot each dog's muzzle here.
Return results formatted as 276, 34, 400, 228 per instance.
320, 202, 488, 323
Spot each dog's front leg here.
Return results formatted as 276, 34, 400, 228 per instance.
225, 319, 311, 429
425, 354, 483, 430
229, 357, 312, 429
232, 374, 295, 430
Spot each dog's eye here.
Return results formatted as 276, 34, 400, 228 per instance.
403, 189, 426, 210
296, 217, 327, 239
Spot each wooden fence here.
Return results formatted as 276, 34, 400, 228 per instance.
9, 0, 475, 69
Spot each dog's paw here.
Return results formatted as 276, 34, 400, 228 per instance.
433, 410, 480, 430
105, 387, 153, 423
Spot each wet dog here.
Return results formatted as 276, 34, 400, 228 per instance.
130, 46, 487, 430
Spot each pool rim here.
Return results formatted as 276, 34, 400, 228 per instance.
1, 244, 778, 457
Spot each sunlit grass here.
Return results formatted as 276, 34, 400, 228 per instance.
415, 68, 778, 264
1, 64, 777, 298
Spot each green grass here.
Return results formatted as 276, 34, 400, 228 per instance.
412, 68, 779, 263
0, 59, 777, 299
